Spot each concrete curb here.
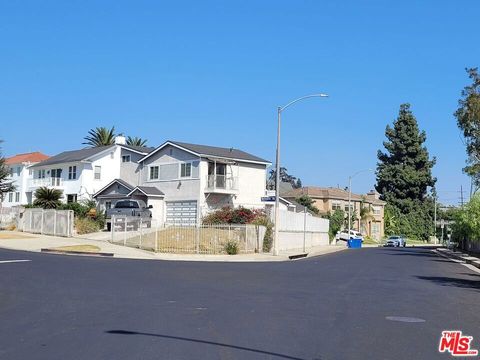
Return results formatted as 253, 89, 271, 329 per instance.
41, 248, 114, 257
435, 248, 480, 269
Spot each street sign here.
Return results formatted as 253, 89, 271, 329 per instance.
261, 196, 276, 202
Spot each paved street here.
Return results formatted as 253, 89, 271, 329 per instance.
0, 247, 478, 360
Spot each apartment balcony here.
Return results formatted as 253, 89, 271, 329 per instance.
28, 178, 64, 189
205, 175, 239, 194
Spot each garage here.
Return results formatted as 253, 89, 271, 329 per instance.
166, 201, 198, 226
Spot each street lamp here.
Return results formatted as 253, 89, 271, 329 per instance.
273, 93, 329, 255
347, 169, 373, 238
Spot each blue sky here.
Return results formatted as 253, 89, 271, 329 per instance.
1, 0, 478, 205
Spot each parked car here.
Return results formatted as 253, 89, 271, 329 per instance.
106, 199, 152, 231
336, 230, 364, 241
385, 235, 406, 247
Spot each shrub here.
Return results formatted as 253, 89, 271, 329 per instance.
251, 215, 274, 252
224, 240, 239, 255
75, 217, 101, 235
203, 206, 258, 225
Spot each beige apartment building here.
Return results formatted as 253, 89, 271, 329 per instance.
283, 186, 386, 240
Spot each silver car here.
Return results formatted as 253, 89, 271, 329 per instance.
385, 235, 406, 247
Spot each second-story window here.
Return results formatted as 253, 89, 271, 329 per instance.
332, 202, 341, 211
8, 192, 13, 202
9, 168, 13, 177
68, 166, 77, 180
16, 167, 21, 176
15, 192, 20, 202
149, 166, 159, 180
122, 155, 131, 163
180, 163, 192, 178
94, 166, 101, 180
373, 206, 381, 215
38, 169, 45, 179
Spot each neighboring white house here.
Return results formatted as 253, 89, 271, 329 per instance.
28, 136, 153, 205
2, 152, 50, 207
93, 140, 271, 226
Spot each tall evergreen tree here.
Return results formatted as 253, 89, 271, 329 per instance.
454, 67, 480, 191
376, 104, 436, 211
375, 104, 436, 239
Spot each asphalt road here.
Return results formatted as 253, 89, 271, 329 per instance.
0, 247, 478, 360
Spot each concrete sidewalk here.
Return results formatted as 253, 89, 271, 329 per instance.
0, 231, 347, 262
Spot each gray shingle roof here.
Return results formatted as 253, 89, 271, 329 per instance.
135, 186, 165, 196
121, 144, 155, 154
170, 141, 270, 164
31, 146, 114, 168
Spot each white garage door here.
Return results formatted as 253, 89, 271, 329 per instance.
166, 201, 197, 226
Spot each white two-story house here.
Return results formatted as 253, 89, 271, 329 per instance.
28, 136, 152, 204
2, 152, 50, 207
93, 140, 271, 226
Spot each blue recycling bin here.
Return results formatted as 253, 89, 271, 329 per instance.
347, 238, 362, 248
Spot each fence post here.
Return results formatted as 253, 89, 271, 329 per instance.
111, 216, 115, 243
124, 217, 127, 246
139, 218, 143, 249
303, 207, 307, 253
40, 210, 44, 235
245, 225, 248, 253
155, 223, 158, 252
195, 225, 201, 254
53, 210, 57, 236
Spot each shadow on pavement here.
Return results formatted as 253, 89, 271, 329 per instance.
415, 276, 480, 290
105, 330, 305, 360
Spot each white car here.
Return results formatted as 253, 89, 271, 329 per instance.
336, 230, 364, 241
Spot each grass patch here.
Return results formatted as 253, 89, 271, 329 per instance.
0, 232, 37, 239
50, 245, 101, 252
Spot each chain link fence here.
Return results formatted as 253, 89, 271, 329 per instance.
110, 215, 266, 254
20, 209, 74, 237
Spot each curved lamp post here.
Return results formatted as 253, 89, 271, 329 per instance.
347, 169, 373, 237
273, 93, 329, 255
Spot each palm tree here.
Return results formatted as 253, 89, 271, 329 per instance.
83, 127, 116, 147
33, 187, 63, 209
126, 136, 148, 147
359, 197, 375, 236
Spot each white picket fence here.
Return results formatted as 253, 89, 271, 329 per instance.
21, 209, 74, 237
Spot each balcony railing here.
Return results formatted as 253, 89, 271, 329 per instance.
28, 178, 63, 188
205, 175, 238, 193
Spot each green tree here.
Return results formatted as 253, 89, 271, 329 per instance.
83, 126, 116, 147
359, 198, 374, 234
324, 209, 345, 240
375, 104, 436, 240
0, 142, 15, 201
33, 187, 63, 209
126, 136, 148, 147
295, 195, 319, 214
451, 194, 480, 248
268, 167, 299, 190
454, 68, 480, 192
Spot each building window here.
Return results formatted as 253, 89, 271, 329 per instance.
373, 206, 381, 215
149, 166, 159, 180
105, 201, 112, 210
94, 166, 101, 180
67, 194, 77, 203
15, 192, 20, 202
122, 155, 131, 163
38, 169, 45, 179
372, 223, 380, 234
16, 167, 21, 176
332, 202, 341, 211
9, 168, 13, 177
68, 166, 77, 180
180, 162, 192, 178
8, 192, 13, 202
344, 204, 354, 212
29, 169, 33, 176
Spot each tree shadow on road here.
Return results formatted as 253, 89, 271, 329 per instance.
415, 276, 480, 290
105, 330, 306, 360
